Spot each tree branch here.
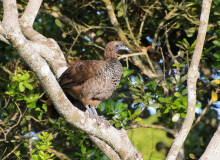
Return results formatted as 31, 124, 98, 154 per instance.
102, 0, 159, 79
0, 22, 10, 44
19, 0, 47, 41
166, 0, 212, 159
102, 0, 131, 48
90, 135, 121, 160
199, 124, 220, 160
19, 0, 67, 77
130, 123, 176, 137
1, 1, 142, 159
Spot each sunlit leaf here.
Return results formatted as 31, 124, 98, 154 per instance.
211, 79, 220, 85
19, 82, 25, 92
213, 40, 220, 48
55, 19, 64, 28
211, 91, 218, 102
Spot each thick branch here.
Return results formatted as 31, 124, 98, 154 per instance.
19, 0, 47, 41
102, 0, 131, 48
21, 0, 43, 27
199, 124, 220, 160
19, 0, 67, 77
90, 135, 121, 160
102, 0, 159, 79
166, 0, 212, 159
1, 1, 142, 159
0, 23, 10, 44
2, 0, 26, 46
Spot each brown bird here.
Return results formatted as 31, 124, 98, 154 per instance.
58, 41, 130, 119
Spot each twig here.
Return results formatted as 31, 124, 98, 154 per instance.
193, 100, 213, 127
125, 17, 139, 47
28, 121, 32, 159
102, 0, 132, 49
164, 28, 180, 71
0, 66, 12, 75
68, 33, 80, 53
118, 52, 146, 60
25, 116, 47, 123
160, 47, 166, 81
0, 147, 8, 160
8, 102, 23, 132
142, 47, 156, 73
0, 126, 7, 142
166, 0, 212, 159
49, 149, 71, 160
2, 143, 21, 160
130, 123, 176, 137
152, 7, 178, 48
0, 102, 23, 142
138, 12, 147, 43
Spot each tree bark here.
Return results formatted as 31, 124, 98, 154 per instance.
166, 0, 212, 159
0, 0, 142, 159
199, 124, 220, 160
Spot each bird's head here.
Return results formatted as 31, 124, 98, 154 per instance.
104, 41, 130, 59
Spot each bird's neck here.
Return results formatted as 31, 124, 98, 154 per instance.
104, 52, 117, 59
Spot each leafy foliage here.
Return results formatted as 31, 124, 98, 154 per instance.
0, 0, 219, 159
32, 132, 55, 160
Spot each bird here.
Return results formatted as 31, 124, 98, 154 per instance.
58, 41, 130, 121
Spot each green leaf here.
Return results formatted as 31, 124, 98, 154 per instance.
163, 107, 170, 113
35, 107, 41, 111
32, 155, 40, 160
62, 32, 67, 38
21, 73, 30, 81
55, 19, 63, 28
213, 52, 220, 60
134, 117, 142, 122
213, 40, 220, 48
42, 104, 47, 112
19, 82, 25, 92
182, 89, 188, 95
174, 92, 181, 97
115, 122, 121, 128
23, 82, 33, 90
81, 145, 86, 154
185, 27, 196, 37
24, 94, 39, 103
216, 29, 220, 37
158, 97, 172, 103
51, 6, 59, 11
96, 30, 104, 36
27, 102, 36, 109
117, 8, 124, 17
122, 67, 134, 77
38, 112, 43, 120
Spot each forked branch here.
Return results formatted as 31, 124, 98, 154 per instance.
166, 0, 212, 159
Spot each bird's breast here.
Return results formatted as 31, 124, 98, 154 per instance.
103, 59, 122, 87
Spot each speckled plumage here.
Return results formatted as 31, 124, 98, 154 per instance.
58, 41, 129, 113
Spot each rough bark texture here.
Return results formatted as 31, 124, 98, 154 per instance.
0, 0, 142, 159
199, 124, 220, 160
166, 0, 212, 160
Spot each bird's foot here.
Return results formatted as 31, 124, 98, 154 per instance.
85, 106, 110, 126
85, 106, 101, 125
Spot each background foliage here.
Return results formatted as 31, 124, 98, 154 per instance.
0, 0, 219, 159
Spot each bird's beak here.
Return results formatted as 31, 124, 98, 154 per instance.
118, 45, 131, 54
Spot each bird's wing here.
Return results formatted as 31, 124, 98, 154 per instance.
58, 60, 106, 89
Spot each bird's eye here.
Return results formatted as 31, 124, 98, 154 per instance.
115, 45, 119, 48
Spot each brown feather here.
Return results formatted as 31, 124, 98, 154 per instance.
58, 41, 130, 109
